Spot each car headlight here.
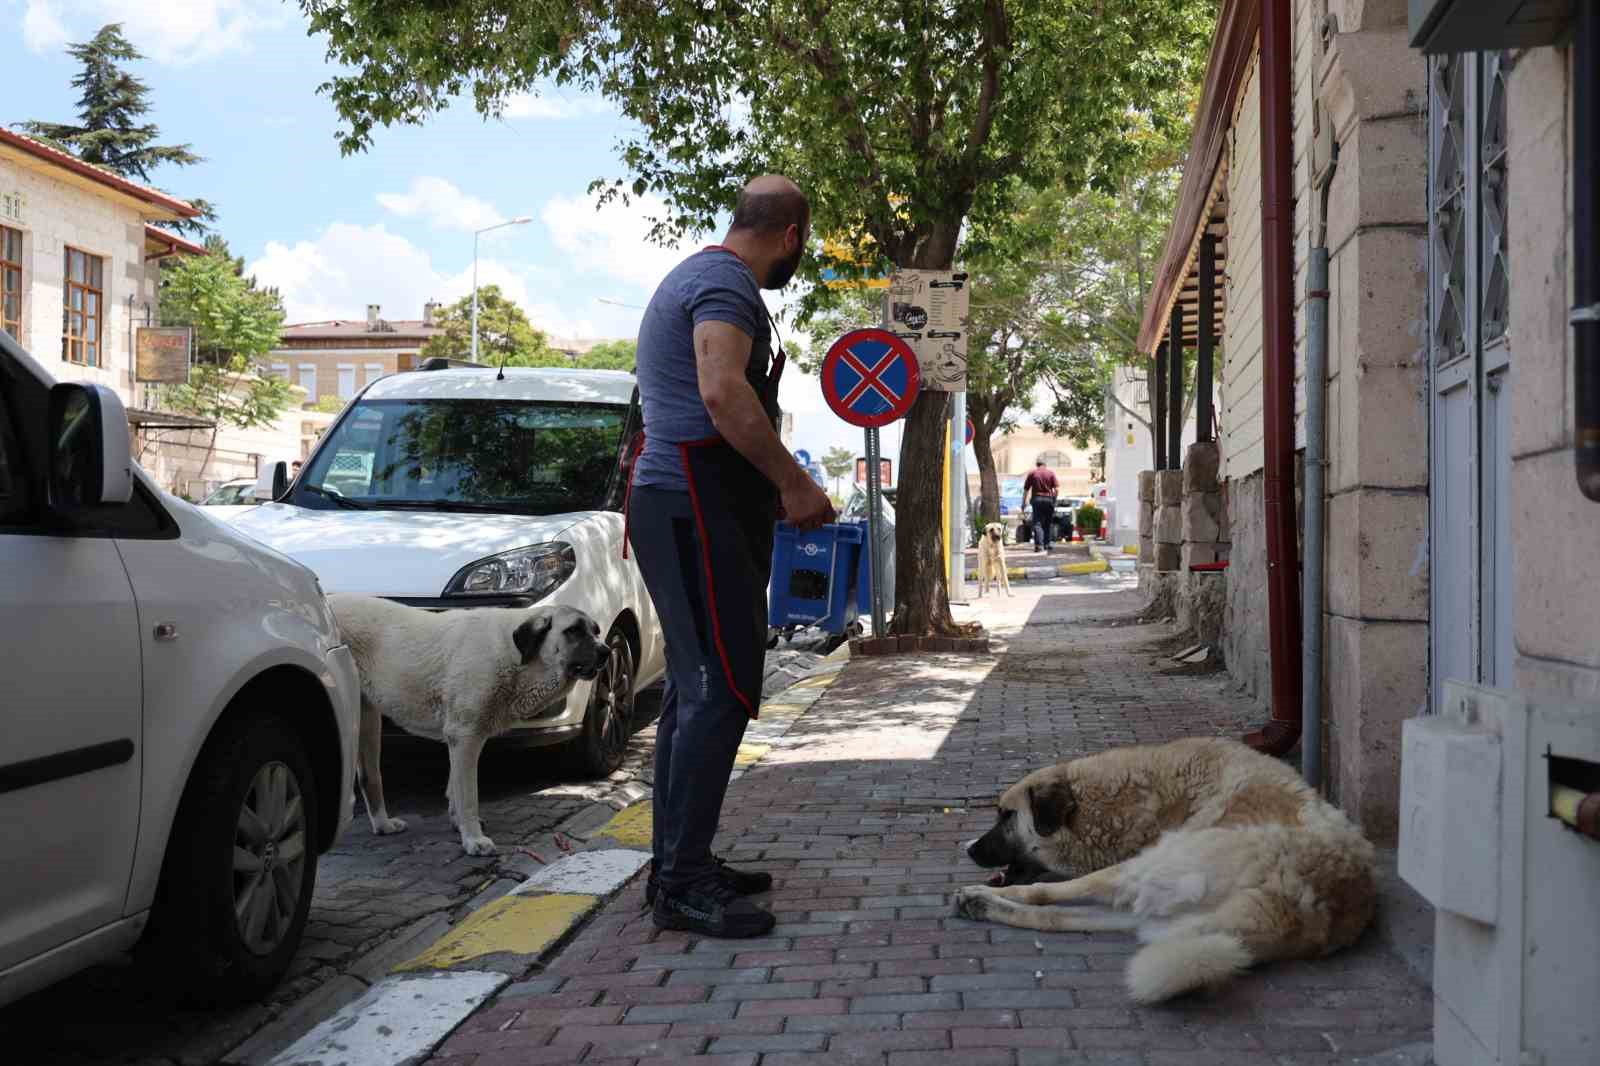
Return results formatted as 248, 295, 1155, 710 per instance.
443, 542, 576, 600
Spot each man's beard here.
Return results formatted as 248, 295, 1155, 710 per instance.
764, 247, 802, 289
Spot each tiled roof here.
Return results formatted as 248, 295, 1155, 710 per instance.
278, 320, 445, 340
144, 225, 206, 257
0, 128, 200, 218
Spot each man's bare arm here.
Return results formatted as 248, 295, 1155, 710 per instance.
694, 321, 803, 489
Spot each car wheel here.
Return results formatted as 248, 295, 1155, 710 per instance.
142, 714, 318, 1004
565, 628, 636, 778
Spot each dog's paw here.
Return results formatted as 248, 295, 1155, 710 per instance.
461, 833, 497, 856
372, 816, 408, 835
953, 886, 993, 921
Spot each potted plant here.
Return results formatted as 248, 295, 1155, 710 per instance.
1075, 501, 1104, 540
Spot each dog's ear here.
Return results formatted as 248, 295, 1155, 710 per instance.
1028, 778, 1077, 837
512, 614, 553, 664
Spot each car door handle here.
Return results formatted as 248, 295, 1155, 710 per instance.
154, 623, 178, 642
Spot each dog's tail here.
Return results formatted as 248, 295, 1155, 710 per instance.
1124, 932, 1251, 1004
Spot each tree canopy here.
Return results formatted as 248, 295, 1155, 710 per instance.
20, 23, 214, 234
158, 247, 292, 430
300, 0, 1217, 634
421, 286, 561, 367
422, 288, 638, 370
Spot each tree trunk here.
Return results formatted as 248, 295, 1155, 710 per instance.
890, 388, 957, 635
972, 430, 1001, 525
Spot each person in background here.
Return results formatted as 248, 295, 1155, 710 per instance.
1022, 457, 1059, 553
626, 175, 834, 939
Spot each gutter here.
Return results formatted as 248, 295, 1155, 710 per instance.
1244, 0, 1304, 757
1301, 140, 1339, 790
1576, 2, 1600, 501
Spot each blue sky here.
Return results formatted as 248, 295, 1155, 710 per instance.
4, 0, 960, 473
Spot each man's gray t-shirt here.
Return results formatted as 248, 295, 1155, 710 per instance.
633, 248, 772, 490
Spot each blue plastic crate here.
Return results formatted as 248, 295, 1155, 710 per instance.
768, 522, 864, 632
854, 528, 872, 617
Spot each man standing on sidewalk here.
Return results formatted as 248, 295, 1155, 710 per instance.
627, 175, 835, 938
1022, 457, 1059, 553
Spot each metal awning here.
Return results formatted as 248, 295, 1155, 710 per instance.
126, 407, 215, 430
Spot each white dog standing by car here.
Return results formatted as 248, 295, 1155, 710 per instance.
976, 522, 1013, 597
329, 594, 609, 856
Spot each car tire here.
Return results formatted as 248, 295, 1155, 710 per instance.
562, 628, 636, 779
142, 713, 319, 1004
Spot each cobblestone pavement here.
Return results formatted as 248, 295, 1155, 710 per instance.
425, 575, 1433, 1065
0, 691, 677, 1066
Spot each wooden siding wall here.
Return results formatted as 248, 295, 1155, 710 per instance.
1222, 47, 1266, 480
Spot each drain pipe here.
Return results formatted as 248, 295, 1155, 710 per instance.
1302, 142, 1339, 791
1245, 0, 1303, 757
1577, 1, 1600, 501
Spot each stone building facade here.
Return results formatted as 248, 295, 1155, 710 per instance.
1134, 0, 1600, 854
1132, 0, 1434, 841
0, 128, 310, 499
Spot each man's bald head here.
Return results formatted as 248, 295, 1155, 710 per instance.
731, 175, 810, 236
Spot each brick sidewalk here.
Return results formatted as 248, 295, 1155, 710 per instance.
428, 578, 1431, 1065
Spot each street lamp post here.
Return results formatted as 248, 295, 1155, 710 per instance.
471, 216, 533, 363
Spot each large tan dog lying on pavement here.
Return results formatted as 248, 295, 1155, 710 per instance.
955, 737, 1375, 1003
329, 594, 608, 856
976, 522, 1012, 597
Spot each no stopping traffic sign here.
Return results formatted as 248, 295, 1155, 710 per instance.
820, 328, 921, 429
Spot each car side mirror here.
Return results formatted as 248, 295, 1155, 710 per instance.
252, 459, 291, 502
47, 383, 133, 512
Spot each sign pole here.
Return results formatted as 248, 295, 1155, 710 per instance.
948, 391, 967, 603
864, 425, 886, 636
819, 319, 919, 641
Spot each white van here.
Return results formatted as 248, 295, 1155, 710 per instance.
229, 363, 665, 777
0, 331, 360, 1007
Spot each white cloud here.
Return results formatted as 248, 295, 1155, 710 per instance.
246, 222, 532, 326
21, 0, 281, 64
541, 190, 690, 291
376, 176, 507, 233
243, 220, 641, 347
502, 91, 612, 121
21, 1, 70, 53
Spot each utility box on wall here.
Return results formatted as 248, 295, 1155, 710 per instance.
1408, 0, 1574, 53
1400, 682, 1600, 1065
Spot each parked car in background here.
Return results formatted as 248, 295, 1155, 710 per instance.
199, 477, 257, 507
0, 331, 361, 1008
227, 364, 665, 777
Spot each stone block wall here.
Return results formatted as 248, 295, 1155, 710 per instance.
1137, 471, 1155, 563
1318, 15, 1430, 842
1175, 442, 1228, 642
1154, 470, 1183, 572
1506, 49, 1600, 705
1180, 442, 1226, 568
1223, 471, 1271, 709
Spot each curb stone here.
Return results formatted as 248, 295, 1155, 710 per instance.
255, 652, 850, 1066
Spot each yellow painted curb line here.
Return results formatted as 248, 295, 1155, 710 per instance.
395, 893, 593, 972
593, 802, 653, 847
396, 659, 853, 977
1058, 559, 1110, 575
734, 742, 770, 767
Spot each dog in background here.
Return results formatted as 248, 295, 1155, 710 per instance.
976, 522, 1013, 597
329, 594, 609, 856
955, 737, 1376, 1003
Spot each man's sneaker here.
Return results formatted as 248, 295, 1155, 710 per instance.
643, 856, 771, 907
652, 877, 776, 938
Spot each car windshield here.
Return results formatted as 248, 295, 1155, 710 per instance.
298, 398, 626, 514
202, 483, 247, 505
